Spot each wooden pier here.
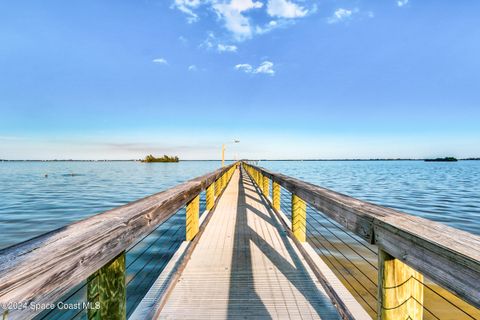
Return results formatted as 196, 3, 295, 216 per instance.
0, 162, 479, 320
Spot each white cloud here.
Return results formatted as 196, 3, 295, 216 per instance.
235, 60, 275, 75
397, 0, 409, 7
188, 65, 198, 71
152, 58, 168, 65
254, 61, 275, 75
217, 44, 238, 52
266, 0, 308, 18
327, 8, 356, 24
172, 0, 311, 40
172, 0, 203, 23
235, 63, 253, 73
212, 0, 264, 40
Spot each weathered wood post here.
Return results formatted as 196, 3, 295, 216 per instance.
272, 182, 280, 211
206, 182, 215, 210
87, 252, 126, 320
292, 194, 307, 242
186, 195, 200, 241
378, 250, 424, 320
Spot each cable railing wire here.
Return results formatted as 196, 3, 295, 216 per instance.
274, 177, 473, 320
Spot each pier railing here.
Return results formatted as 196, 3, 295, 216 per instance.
243, 162, 480, 320
0, 163, 238, 320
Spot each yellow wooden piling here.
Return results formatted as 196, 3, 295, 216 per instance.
215, 177, 221, 197
378, 250, 424, 320
292, 194, 307, 242
273, 182, 280, 211
206, 182, 215, 210
186, 195, 200, 241
263, 176, 269, 198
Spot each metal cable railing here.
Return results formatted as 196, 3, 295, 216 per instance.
281, 184, 480, 320
244, 163, 480, 320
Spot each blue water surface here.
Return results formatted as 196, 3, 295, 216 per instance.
1, 160, 478, 250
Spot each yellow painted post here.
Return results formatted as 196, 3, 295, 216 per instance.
87, 252, 126, 320
273, 182, 280, 211
215, 177, 221, 197
378, 250, 424, 320
206, 182, 215, 210
263, 176, 269, 198
292, 194, 307, 242
186, 195, 200, 241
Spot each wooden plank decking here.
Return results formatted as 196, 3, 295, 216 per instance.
158, 168, 340, 319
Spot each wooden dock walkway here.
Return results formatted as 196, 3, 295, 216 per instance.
158, 168, 340, 319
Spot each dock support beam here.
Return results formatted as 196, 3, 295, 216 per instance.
87, 252, 126, 320
272, 182, 280, 211
206, 182, 215, 210
186, 195, 200, 241
378, 250, 424, 320
292, 194, 307, 242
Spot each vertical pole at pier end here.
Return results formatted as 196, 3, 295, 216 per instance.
292, 194, 307, 242
186, 195, 200, 241
263, 176, 270, 198
87, 252, 126, 320
378, 250, 424, 320
206, 182, 215, 210
272, 182, 280, 211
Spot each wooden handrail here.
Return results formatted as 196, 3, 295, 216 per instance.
0, 163, 237, 319
243, 162, 480, 310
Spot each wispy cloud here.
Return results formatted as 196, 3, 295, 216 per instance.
200, 32, 238, 53
172, 0, 202, 23
188, 64, 198, 71
397, 0, 409, 7
152, 58, 168, 65
326, 8, 372, 24
217, 43, 238, 52
266, 0, 308, 18
172, 0, 312, 41
235, 61, 275, 75
235, 63, 253, 73
212, 0, 263, 40
327, 8, 355, 24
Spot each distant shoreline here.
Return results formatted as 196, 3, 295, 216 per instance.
1, 158, 479, 162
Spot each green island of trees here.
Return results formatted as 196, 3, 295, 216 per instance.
142, 155, 179, 163
424, 157, 458, 162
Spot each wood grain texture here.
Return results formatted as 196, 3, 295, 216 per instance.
0, 163, 236, 320
378, 250, 423, 320
244, 163, 480, 309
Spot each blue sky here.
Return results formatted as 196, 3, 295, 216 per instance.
0, 0, 479, 159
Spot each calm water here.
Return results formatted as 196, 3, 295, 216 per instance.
1, 160, 479, 250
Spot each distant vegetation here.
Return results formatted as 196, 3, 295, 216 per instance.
142, 154, 179, 163
424, 157, 458, 162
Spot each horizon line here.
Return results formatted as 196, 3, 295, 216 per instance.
1, 158, 479, 162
